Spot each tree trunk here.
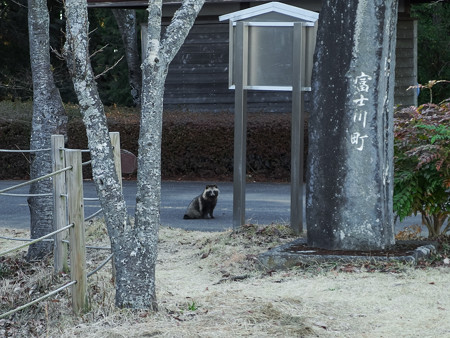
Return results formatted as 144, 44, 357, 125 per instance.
27, 0, 67, 261
64, 0, 204, 309
64, 0, 158, 310
64, 0, 134, 304
114, 0, 205, 309
112, 9, 142, 106
422, 213, 449, 238
306, 0, 398, 250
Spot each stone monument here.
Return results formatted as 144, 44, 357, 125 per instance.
306, 1, 398, 250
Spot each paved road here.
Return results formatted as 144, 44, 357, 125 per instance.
0, 180, 424, 235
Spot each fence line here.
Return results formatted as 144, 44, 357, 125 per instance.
60, 147, 91, 153
0, 236, 54, 242
0, 192, 53, 197
0, 149, 87, 315
0, 248, 111, 320
65, 149, 89, 313
0, 281, 77, 320
0, 147, 88, 316
0, 148, 51, 153
83, 197, 99, 201
0, 131, 123, 317
85, 209, 103, 222
52, 134, 67, 274
88, 253, 114, 278
0, 223, 74, 257
0, 236, 111, 251
63, 242, 111, 251
0, 166, 72, 195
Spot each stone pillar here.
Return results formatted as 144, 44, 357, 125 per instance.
306, 0, 398, 250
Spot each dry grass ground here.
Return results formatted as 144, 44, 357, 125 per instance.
1, 221, 450, 337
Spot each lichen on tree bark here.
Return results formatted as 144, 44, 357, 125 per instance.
64, 0, 204, 309
112, 9, 142, 106
27, 0, 67, 261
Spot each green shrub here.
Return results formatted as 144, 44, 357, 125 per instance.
394, 97, 450, 237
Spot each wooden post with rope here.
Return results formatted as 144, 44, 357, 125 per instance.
65, 149, 89, 314
52, 135, 69, 273
109, 132, 122, 283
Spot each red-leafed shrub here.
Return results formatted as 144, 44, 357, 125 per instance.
394, 97, 450, 237
1, 104, 298, 182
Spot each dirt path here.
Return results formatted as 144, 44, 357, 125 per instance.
1, 223, 449, 337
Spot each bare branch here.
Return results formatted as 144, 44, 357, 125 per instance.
94, 55, 124, 80
161, 0, 205, 63
50, 45, 65, 60
9, 0, 27, 9
90, 44, 109, 59
89, 27, 98, 36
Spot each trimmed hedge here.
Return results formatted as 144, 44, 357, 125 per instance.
1, 107, 302, 182
0, 121, 32, 179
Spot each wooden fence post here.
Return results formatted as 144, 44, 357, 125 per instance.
52, 135, 69, 274
109, 132, 121, 282
109, 132, 122, 187
65, 149, 89, 314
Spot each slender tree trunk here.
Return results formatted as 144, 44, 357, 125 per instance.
422, 212, 448, 238
115, 0, 205, 309
64, 0, 204, 309
27, 0, 67, 261
112, 9, 142, 106
64, 0, 158, 310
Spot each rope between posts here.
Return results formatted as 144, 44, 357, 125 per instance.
0, 236, 110, 250
84, 197, 99, 201
0, 134, 123, 317
0, 252, 112, 319
0, 236, 54, 242
62, 148, 90, 153
85, 209, 103, 221
0, 193, 53, 197
0, 281, 76, 319
0, 148, 51, 153
0, 166, 72, 195
0, 223, 74, 257
87, 253, 113, 278
61, 239, 111, 251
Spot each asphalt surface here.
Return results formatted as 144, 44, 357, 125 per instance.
0, 180, 424, 235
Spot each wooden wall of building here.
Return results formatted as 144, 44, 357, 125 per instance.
90, 1, 420, 111
162, 21, 293, 112
162, 18, 418, 112
152, 6, 419, 113
395, 16, 418, 107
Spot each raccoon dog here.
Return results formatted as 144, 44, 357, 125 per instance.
183, 184, 219, 219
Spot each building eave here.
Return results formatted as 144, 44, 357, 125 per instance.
87, 0, 447, 8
